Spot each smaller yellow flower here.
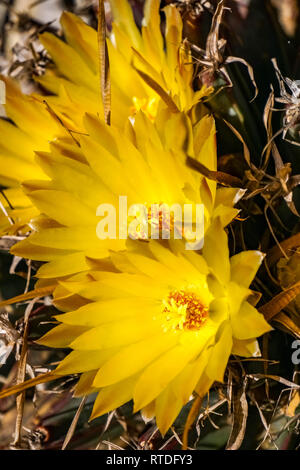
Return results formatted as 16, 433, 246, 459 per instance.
0, 0, 211, 235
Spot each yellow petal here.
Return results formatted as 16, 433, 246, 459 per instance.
230, 250, 265, 288
11, 238, 72, 261
194, 372, 214, 398
60, 12, 98, 73
86, 272, 168, 300
133, 340, 202, 411
173, 344, 213, 404
142, 0, 164, 68
231, 301, 271, 340
203, 218, 230, 285
141, 401, 156, 423
205, 321, 233, 383
155, 386, 183, 436
90, 375, 137, 420
37, 324, 89, 348
57, 297, 159, 327
74, 370, 98, 397
93, 333, 178, 387
70, 316, 161, 351
26, 189, 95, 227
39, 32, 96, 89
232, 338, 261, 358
227, 281, 251, 316
36, 252, 89, 278
55, 348, 116, 375
110, 0, 142, 50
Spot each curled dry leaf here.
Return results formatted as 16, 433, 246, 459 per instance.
270, 58, 300, 147
259, 280, 300, 321
226, 376, 248, 450
272, 312, 300, 339
186, 155, 243, 187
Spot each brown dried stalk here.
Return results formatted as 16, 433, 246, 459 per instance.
11, 298, 38, 448
98, 0, 111, 125
186, 0, 257, 100
226, 376, 248, 450
259, 280, 300, 321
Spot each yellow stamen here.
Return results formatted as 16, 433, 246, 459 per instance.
129, 202, 177, 240
161, 289, 209, 332
131, 96, 159, 121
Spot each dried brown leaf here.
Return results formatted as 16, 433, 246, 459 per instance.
98, 0, 111, 125
186, 156, 243, 187
272, 312, 300, 339
226, 377, 248, 450
248, 374, 300, 389
259, 281, 300, 321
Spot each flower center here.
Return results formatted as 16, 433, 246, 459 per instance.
161, 289, 209, 332
129, 202, 177, 240
131, 96, 159, 121
147, 203, 175, 234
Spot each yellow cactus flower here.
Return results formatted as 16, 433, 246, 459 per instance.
39, 223, 271, 435
0, 0, 211, 235
11, 109, 242, 280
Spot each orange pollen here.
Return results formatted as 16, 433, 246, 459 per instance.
163, 290, 209, 331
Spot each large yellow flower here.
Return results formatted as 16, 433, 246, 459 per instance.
38, 224, 271, 435
11, 109, 241, 280
0, 0, 211, 235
